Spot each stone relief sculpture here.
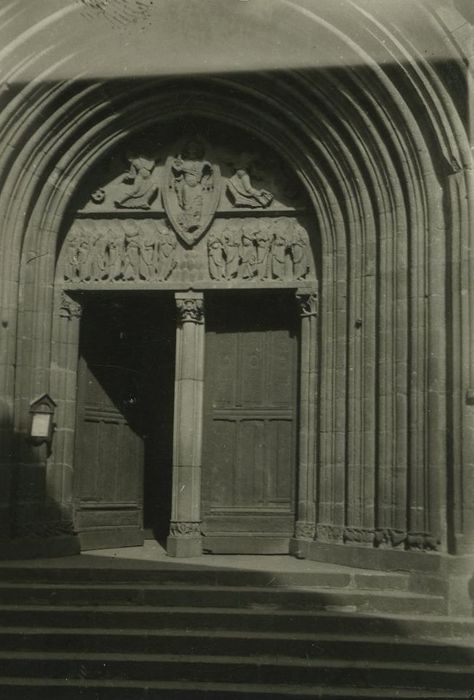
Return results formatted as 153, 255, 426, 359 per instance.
163, 140, 221, 245
207, 218, 311, 282
225, 153, 274, 209
226, 168, 274, 208
63, 221, 177, 283
114, 154, 158, 209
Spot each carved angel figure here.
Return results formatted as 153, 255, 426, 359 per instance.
226, 154, 274, 209
115, 154, 157, 209
171, 140, 213, 233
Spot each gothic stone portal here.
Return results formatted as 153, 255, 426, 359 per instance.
58, 120, 318, 556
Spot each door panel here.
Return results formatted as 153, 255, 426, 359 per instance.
74, 301, 147, 550
202, 292, 298, 553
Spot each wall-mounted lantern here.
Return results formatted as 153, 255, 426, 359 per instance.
29, 394, 56, 446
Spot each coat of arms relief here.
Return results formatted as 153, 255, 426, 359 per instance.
61, 132, 314, 286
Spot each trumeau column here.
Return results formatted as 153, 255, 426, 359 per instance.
294, 288, 318, 544
167, 292, 205, 557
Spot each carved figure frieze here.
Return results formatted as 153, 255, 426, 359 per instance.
163, 140, 221, 245
207, 218, 311, 282
60, 216, 314, 286
62, 220, 176, 283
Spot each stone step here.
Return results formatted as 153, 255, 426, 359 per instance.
0, 582, 446, 615
0, 564, 413, 591
0, 651, 472, 690
0, 627, 473, 664
0, 677, 469, 700
0, 604, 470, 638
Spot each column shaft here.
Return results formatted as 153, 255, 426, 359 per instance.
167, 292, 205, 557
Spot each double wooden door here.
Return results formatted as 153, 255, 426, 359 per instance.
201, 292, 298, 553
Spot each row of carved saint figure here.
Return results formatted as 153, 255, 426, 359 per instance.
62, 218, 311, 283
208, 218, 310, 281
63, 222, 177, 282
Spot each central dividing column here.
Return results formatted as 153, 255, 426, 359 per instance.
167, 292, 205, 557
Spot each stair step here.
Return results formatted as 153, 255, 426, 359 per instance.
0, 604, 470, 637
0, 627, 472, 663
0, 582, 446, 614
0, 677, 469, 699
0, 565, 412, 591
0, 651, 472, 689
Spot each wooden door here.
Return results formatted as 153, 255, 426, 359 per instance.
74, 301, 147, 550
202, 292, 298, 553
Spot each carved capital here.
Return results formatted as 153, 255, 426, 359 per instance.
296, 290, 318, 318
169, 521, 201, 538
295, 521, 315, 540
59, 292, 82, 320
176, 295, 204, 325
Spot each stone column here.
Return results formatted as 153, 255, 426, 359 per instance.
294, 288, 318, 544
167, 292, 205, 557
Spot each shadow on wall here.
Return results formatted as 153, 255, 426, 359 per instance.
0, 409, 80, 558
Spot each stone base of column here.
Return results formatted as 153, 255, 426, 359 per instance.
166, 521, 202, 557
166, 535, 202, 557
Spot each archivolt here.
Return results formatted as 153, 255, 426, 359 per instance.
0, 0, 471, 551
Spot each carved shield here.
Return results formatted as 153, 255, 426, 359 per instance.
161, 155, 222, 246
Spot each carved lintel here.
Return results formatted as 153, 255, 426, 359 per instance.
295, 521, 315, 540
59, 292, 82, 320
296, 290, 318, 318
316, 523, 344, 543
176, 296, 204, 325
169, 521, 201, 538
